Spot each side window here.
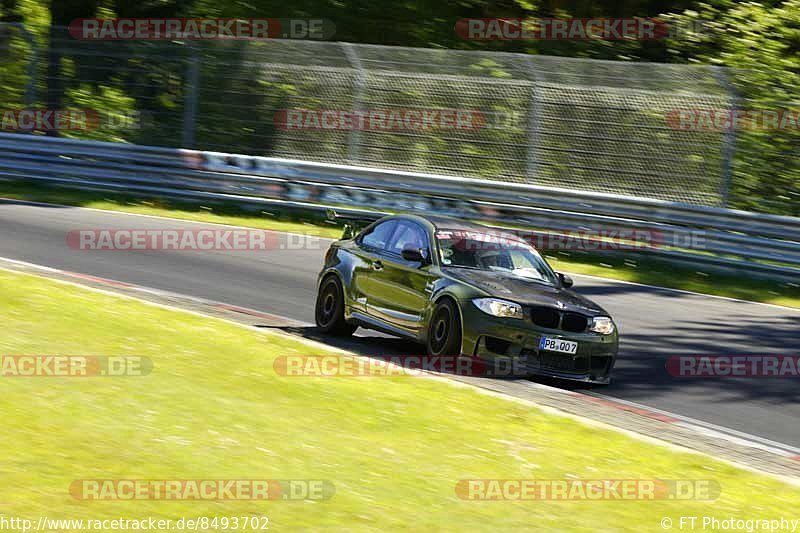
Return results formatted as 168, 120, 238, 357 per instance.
359, 221, 396, 251
387, 222, 428, 257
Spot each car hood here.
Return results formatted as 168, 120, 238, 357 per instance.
443, 267, 607, 315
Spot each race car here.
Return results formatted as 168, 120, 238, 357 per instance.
315, 213, 618, 383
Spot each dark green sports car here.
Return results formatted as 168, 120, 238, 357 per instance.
315, 213, 618, 384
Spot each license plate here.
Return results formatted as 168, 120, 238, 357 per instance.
539, 337, 578, 355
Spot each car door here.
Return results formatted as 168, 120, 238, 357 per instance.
349, 220, 397, 313
364, 220, 436, 335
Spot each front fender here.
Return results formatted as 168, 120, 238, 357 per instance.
420, 279, 479, 346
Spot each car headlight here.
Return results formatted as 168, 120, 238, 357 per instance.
472, 298, 523, 319
589, 316, 615, 335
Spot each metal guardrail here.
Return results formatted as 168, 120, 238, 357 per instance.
1, 132, 799, 278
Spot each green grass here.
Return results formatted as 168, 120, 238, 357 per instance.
1, 269, 799, 531
1, 179, 799, 309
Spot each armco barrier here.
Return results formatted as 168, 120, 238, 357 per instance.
0, 132, 798, 278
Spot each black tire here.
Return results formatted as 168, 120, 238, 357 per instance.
426, 299, 462, 356
315, 276, 357, 336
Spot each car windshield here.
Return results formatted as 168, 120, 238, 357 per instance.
436, 229, 558, 285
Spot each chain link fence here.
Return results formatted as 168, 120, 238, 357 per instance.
0, 23, 780, 209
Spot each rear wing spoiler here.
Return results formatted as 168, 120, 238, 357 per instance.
326, 209, 387, 239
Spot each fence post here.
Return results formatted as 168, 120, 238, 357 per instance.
713, 66, 739, 208
182, 42, 200, 148
341, 42, 366, 164
525, 55, 541, 182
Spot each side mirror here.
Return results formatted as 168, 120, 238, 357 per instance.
558, 273, 574, 288
402, 247, 427, 263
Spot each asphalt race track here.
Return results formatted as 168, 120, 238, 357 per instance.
1, 199, 798, 447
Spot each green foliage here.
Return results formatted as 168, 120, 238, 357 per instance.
665, 1, 800, 214
0, 0, 797, 213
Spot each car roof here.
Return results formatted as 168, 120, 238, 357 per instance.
393, 214, 524, 241
396, 214, 486, 231
425, 216, 488, 231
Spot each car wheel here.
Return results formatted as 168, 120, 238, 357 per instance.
427, 299, 462, 356
315, 276, 357, 336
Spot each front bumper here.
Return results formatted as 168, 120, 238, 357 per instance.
460, 300, 618, 384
